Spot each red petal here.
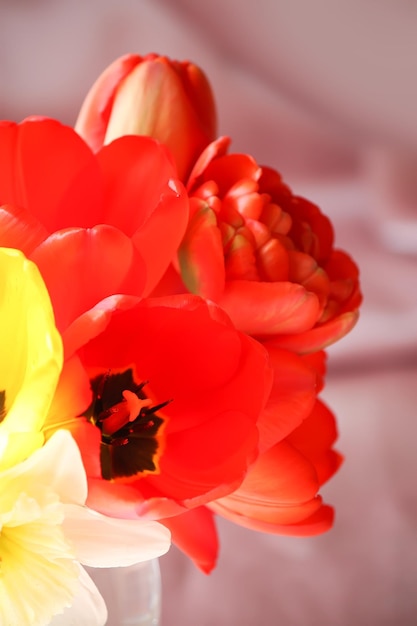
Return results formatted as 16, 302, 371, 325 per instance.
301, 351, 328, 391
0, 204, 48, 254
31, 226, 146, 331
0, 121, 20, 203
287, 399, 343, 485
45, 355, 92, 431
288, 400, 338, 455
187, 136, 230, 190
63, 294, 140, 359
265, 310, 359, 354
210, 499, 334, 536
288, 250, 330, 310
0, 119, 103, 231
86, 477, 149, 516
132, 179, 189, 296
289, 196, 334, 263
258, 347, 317, 452
232, 441, 319, 507
218, 280, 320, 336
75, 54, 142, 152
178, 199, 225, 300
161, 507, 218, 574
201, 153, 261, 196
96, 135, 178, 235
142, 408, 259, 503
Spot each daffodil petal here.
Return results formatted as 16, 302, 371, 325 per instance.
0, 432, 44, 472
0, 248, 63, 461
62, 504, 171, 567
0, 430, 87, 507
48, 565, 107, 626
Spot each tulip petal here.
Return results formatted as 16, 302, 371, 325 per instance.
0, 119, 103, 231
232, 441, 319, 507
258, 347, 317, 452
63, 295, 139, 359
187, 136, 230, 190
132, 179, 189, 296
301, 350, 327, 391
31, 226, 147, 332
218, 280, 320, 336
44, 356, 92, 436
287, 400, 343, 485
265, 310, 359, 354
75, 53, 142, 152
0, 204, 48, 255
97, 135, 178, 235
178, 199, 225, 300
143, 408, 258, 503
288, 400, 338, 455
209, 438, 330, 533
211, 494, 323, 528
202, 153, 261, 196
161, 507, 218, 574
103, 58, 216, 180
210, 499, 334, 536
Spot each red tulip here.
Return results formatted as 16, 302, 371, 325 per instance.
75, 53, 217, 181
47, 292, 332, 572
43, 294, 273, 558
0, 117, 189, 330
166, 137, 361, 353
44, 288, 328, 572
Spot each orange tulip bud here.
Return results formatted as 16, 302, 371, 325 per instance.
76, 53, 217, 180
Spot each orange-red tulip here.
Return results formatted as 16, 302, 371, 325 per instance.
75, 53, 217, 181
164, 137, 361, 353
43, 293, 273, 572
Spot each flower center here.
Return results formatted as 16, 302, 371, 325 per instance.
83, 369, 168, 481
0, 490, 78, 626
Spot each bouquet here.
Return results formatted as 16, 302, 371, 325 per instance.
0, 53, 361, 624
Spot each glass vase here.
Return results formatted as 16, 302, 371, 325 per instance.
90, 558, 162, 625
49, 558, 162, 626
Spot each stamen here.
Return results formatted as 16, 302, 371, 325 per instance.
83, 369, 169, 480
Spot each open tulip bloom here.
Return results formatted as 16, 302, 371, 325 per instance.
0, 52, 362, 581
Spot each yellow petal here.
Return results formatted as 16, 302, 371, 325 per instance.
0, 248, 63, 467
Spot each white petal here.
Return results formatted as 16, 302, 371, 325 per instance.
62, 504, 171, 567
48, 565, 107, 626
40, 431, 88, 505
0, 430, 87, 504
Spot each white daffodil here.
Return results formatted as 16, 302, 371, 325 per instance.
0, 429, 171, 626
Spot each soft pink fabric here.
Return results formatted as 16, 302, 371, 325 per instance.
1, 2, 416, 625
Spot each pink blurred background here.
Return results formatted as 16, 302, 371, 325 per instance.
2, 1, 416, 624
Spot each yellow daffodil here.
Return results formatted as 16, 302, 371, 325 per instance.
0, 247, 63, 469
0, 429, 171, 626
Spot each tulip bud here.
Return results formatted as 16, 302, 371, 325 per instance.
75, 53, 217, 180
